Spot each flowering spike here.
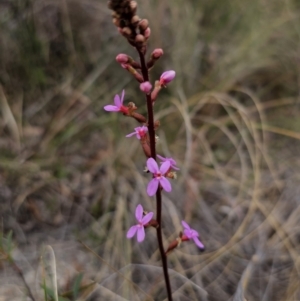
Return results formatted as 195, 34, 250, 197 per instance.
127, 204, 154, 243
146, 158, 172, 196
181, 221, 205, 250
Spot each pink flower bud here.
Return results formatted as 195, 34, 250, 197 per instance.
152, 48, 164, 59
144, 27, 151, 39
159, 70, 176, 86
140, 81, 152, 93
116, 54, 128, 64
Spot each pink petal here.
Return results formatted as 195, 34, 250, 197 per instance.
127, 225, 138, 238
126, 132, 137, 138
183, 229, 193, 239
160, 161, 171, 175
147, 178, 159, 196
193, 237, 205, 249
172, 165, 180, 171
190, 229, 199, 238
141, 212, 153, 225
114, 94, 121, 107
159, 177, 171, 192
157, 154, 166, 161
104, 105, 120, 112
147, 158, 159, 174
181, 220, 191, 231
137, 227, 145, 242
135, 204, 143, 221
120, 90, 125, 104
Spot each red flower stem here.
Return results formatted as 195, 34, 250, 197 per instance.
137, 49, 173, 301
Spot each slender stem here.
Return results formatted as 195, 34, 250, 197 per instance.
9, 256, 36, 301
137, 49, 173, 301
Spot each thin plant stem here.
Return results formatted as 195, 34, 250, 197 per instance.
9, 256, 36, 301
137, 49, 173, 301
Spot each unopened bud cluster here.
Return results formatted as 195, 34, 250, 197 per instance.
108, 0, 150, 50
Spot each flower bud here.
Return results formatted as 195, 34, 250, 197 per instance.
131, 15, 140, 26
139, 19, 149, 31
159, 70, 176, 86
152, 48, 164, 59
116, 54, 128, 64
140, 81, 152, 93
135, 34, 145, 44
144, 27, 151, 39
122, 27, 132, 36
147, 49, 164, 69
113, 18, 120, 27
130, 1, 138, 13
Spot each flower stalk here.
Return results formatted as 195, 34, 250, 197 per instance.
105, 1, 205, 300
138, 49, 173, 301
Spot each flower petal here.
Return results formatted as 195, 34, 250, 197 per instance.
193, 237, 205, 249
147, 158, 159, 174
137, 227, 145, 242
147, 178, 159, 196
114, 94, 121, 107
183, 229, 193, 239
159, 177, 172, 192
141, 212, 153, 225
126, 132, 137, 138
104, 105, 120, 112
160, 161, 171, 175
127, 225, 138, 238
135, 204, 143, 221
190, 229, 199, 238
157, 154, 166, 162
181, 220, 191, 231
120, 90, 125, 104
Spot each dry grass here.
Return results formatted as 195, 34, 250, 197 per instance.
0, 0, 300, 300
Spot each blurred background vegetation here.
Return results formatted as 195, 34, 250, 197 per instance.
0, 0, 300, 300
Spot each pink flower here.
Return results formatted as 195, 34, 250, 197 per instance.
103, 90, 129, 114
157, 155, 180, 171
140, 81, 152, 93
147, 158, 172, 196
159, 70, 176, 86
181, 221, 205, 250
127, 204, 153, 242
126, 126, 148, 140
